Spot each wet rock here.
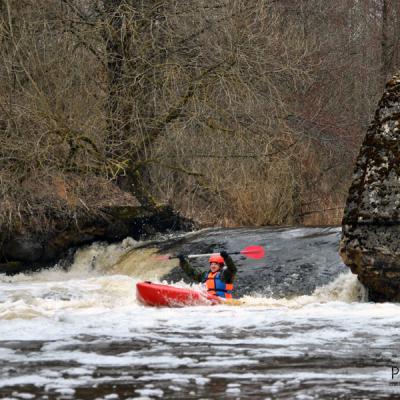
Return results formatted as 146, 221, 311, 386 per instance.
0, 261, 27, 275
3, 236, 43, 262
340, 72, 400, 301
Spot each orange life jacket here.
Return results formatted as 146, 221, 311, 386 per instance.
204, 271, 234, 298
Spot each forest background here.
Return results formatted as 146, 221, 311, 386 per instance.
1, 0, 399, 235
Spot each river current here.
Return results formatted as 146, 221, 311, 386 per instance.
1, 227, 399, 399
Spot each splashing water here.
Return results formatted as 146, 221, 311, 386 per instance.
0, 228, 398, 399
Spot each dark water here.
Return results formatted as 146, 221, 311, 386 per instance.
161, 226, 345, 297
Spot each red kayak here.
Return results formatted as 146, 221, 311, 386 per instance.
136, 281, 222, 307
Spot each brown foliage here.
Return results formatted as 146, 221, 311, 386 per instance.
0, 0, 398, 232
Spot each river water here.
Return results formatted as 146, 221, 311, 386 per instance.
0, 227, 399, 399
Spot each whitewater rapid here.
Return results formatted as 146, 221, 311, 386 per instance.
0, 229, 399, 399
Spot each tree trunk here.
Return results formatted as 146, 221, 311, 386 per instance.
381, 0, 391, 86
103, 0, 126, 159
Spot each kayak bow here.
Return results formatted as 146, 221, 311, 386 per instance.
136, 281, 222, 307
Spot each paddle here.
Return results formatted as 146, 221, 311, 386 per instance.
157, 245, 265, 260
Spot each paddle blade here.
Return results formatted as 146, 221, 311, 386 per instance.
240, 245, 265, 259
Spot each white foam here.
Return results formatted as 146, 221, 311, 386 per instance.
11, 393, 35, 399
134, 388, 163, 397
0, 229, 397, 398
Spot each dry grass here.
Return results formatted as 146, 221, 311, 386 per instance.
0, 0, 385, 233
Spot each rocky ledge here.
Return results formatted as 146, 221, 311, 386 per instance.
0, 176, 193, 275
340, 73, 400, 301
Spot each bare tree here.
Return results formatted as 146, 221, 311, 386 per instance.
1, 0, 398, 232
381, 0, 400, 86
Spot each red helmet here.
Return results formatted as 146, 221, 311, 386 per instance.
209, 254, 224, 265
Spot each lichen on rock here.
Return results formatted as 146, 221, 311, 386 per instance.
340, 72, 400, 301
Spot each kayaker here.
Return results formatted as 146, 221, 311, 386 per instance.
178, 251, 237, 298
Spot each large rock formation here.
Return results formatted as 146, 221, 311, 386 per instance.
340, 73, 400, 301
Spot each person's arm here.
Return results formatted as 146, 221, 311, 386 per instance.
220, 251, 237, 282
178, 255, 204, 282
